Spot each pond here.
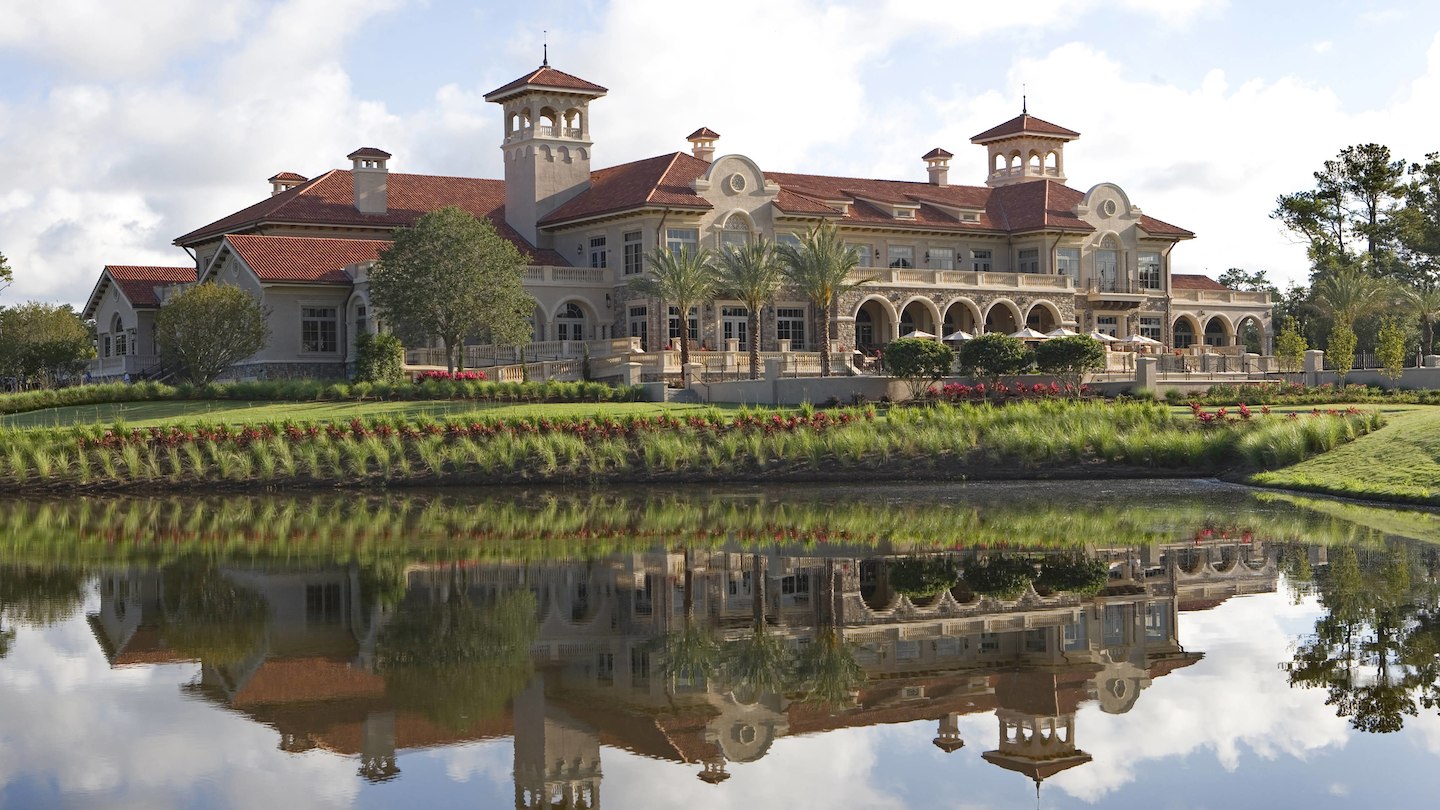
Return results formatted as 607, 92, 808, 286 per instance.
1, 480, 1438, 808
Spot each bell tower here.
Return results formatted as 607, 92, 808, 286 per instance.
970, 104, 1079, 188
485, 59, 608, 248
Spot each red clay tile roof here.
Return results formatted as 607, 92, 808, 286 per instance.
987, 181, 1091, 232
922, 148, 954, 160
688, 126, 720, 139
1171, 273, 1228, 290
1138, 214, 1195, 238
223, 234, 388, 284
770, 171, 1001, 230
484, 65, 608, 101
346, 147, 391, 160
175, 170, 568, 265
232, 658, 387, 706
971, 113, 1080, 143
105, 265, 196, 306
540, 152, 712, 225
268, 171, 307, 183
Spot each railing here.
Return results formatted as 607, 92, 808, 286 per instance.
1171, 288, 1273, 305
88, 354, 160, 378
518, 266, 609, 285
851, 268, 1074, 291
1087, 278, 1161, 296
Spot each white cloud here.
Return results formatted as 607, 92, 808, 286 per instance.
1313, 40, 1334, 53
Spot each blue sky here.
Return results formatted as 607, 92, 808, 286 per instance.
1, 0, 1438, 307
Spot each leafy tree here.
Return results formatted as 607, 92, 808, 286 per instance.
0, 302, 95, 388
1329, 321, 1357, 386
1217, 268, 1279, 294
371, 206, 534, 373
160, 559, 269, 666
1034, 335, 1105, 393
353, 332, 405, 384
1274, 144, 1408, 279
1276, 315, 1308, 380
155, 283, 269, 385
1035, 554, 1109, 596
779, 222, 872, 377
1376, 318, 1408, 382
0, 564, 87, 628
881, 337, 954, 399
962, 555, 1038, 600
886, 556, 960, 600
629, 246, 717, 368
1398, 153, 1440, 285
957, 332, 1031, 387
716, 239, 784, 379
0, 251, 11, 298
376, 580, 538, 731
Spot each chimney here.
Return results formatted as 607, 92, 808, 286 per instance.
922, 148, 952, 187
687, 127, 719, 162
268, 172, 308, 196
347, 147, 391, 214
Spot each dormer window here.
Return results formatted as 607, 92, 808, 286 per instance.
893, 204, 918, 219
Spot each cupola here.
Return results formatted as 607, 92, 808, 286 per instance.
922, 148, 952, 187
970, 103, 1079, 188
687, 127, 720, 162
268, 171, 307, 196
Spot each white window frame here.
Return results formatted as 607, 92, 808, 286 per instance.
300, 304, 339, 354
1017, 248, 1040, 274
887, 245, 914, 268
666, 228, 699, 256
1139, 251, 1162, 290
589, 234, 607, 269
972, 249, 992, 272
928, 247, 955, 270
623, 230, 643, 275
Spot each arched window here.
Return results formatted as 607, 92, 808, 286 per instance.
720, 213, 751, 249
1173, 319, 1195, 349
111, 314, 127, 356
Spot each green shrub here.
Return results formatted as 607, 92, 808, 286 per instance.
958, 333, 1032, 386
886, 556, 960, 599
1036, 555, 1110, 595
354, 332, 406, 385
962, 555, 1038, 599
1034, 335, 1105, 391
881, 338, 955, 399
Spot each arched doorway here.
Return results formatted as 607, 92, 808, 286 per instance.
899, 300, 937, 336
556, 302, 588, 341
1172, 317, 1197, 349
942, 300, 979, 337
855, 299, 894, 350
1025, 303, 1059, 333
1237, 316, 1265, 354
984, 302, 1020, 335
1203, 316, 1232, 347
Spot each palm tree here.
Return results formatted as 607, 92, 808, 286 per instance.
723, 554, 794, 698
1403, 284, 1440, 356
1311, 265, 1395, 329
778, 222, 872, 376
628, 246, 717, 368
716, 240, 784, 379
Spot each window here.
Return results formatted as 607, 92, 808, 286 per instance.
720, 214, 750, 249
979, 632, 1000, 653
1173, 319, 1196, 349
668, 306, 698, 343
972, 249, 992, 272
306, 583, 342, 624
103, 335, 112, 358
1139, 251, 1162, 289
1056, 247, 1080, 281
1095, 249, 1119, 290
666, 228, 699, 256
589, 235, 607, 269
628, 305, 648, 350
114, 331, 128, 357
887, 245, 914, 268
623, 231, 643, 275
929, 247, 955, 270
776, 307, 806, 348
847, 243, 873, 268
354, 304, 367, 338
596, 652, 615, 686
1140, 316, 1162, 341
776, 232, 802, 250
301, 306, 338, 353
1018, 248, 1040, 274
1096, 316, 1118, 337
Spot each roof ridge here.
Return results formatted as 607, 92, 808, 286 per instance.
643, 152, 688, 206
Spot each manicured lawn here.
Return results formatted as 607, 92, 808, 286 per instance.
1250, 405, 1440, 504
0, 399, 723, 429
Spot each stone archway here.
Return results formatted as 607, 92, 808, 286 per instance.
1203, 315, 1233, 347
984, 301, 1021, 335
942, 299, 980, 337
855, 298, 896, 350
1025, 302, 1059, 333
1172, 316, 1198, 350
898, 299, 939, 336
1236, 315, 1265, 354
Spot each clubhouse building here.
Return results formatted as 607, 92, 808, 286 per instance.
82, 60, 1271, 381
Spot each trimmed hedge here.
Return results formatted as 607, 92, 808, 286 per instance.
0, 379, 644, 417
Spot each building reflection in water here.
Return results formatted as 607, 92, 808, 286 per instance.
84, 535, 1307, 805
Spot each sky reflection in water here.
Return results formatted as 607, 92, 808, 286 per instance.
1, 480, 1438, 809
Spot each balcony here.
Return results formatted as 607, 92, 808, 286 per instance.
849, 268, 1075, 292
521, 265, 610, 285
502, 126, 586, 144
88, 354, 161, 380
1171, 288, 1272, 306
1085, 278, 1161, 309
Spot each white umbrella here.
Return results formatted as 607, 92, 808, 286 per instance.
1088, 331, 1119, 342
1009, 327, 1050, 340
942, 329, 975, 341
1045, 327, 1081, 338
1119, 333, 1162, 346
901, 330, 939, 339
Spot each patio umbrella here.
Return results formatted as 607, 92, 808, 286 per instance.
1045, 327, 1081, 338
901, 330, 939, 339
1087, 331, 1119, 342
1119, 334, 1162, 346
1009, 327, 1050, 340
942, 329, 975, 341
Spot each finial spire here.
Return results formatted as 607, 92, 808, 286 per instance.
1022, 83, 1028, 115
542, 30, 548, 67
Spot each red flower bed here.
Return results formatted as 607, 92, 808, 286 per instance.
414, 370, 487, 382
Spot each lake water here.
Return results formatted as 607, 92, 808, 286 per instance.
2, 480, 1438, 809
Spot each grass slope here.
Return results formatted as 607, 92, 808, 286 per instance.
0, 399, 718, 429
1251, 405, 1440, 504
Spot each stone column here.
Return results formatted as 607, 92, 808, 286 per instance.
1135, 356, 1157, 394
1304, 349, 1325, 387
